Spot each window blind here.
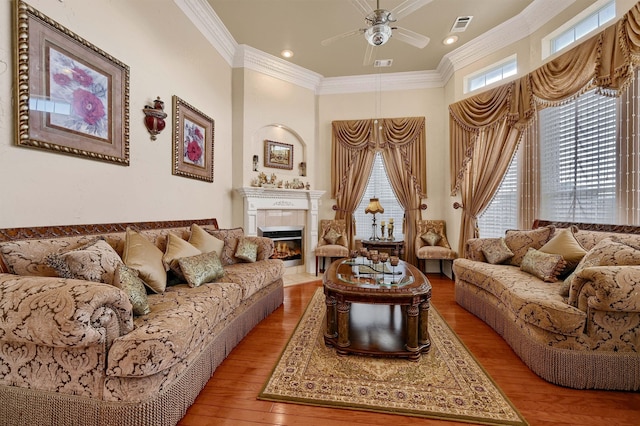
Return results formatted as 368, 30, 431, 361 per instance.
539, 90, 617, 223
353, 152, 404, 240
477, 152, 519, 238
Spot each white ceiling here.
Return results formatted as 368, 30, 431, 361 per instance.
204, 0, 597, 79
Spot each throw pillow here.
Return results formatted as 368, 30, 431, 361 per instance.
421, 230, 442, 246
520, 248, 567, 283
481, 238, 514, 264
177, 251, 225, 288
45, 238, 123, 284
235, 238, 258, 262
189, 223, 224, 255
163, 233, 201, 270
323, 228, 342, 245
504, 226, 555, 267
539, 227, 587, 277
567, 237, 640, 305
112, 264, 150, 316
209, 227, 245, 265
122, 227, 167, 294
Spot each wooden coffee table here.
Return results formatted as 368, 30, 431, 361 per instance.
322, 257, 431, 361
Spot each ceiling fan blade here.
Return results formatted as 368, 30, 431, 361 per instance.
389, 0, 434, 22
350, 0, 374, 17
393, 27, 430, 49
321, 28, 362, 46
363, 43, 375, 66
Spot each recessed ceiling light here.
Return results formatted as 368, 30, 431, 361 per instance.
281, 50, 294, 58
443, 35, 459, 45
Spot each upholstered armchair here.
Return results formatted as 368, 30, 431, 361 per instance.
314, 219, 349, 276
415, 220, 457, 276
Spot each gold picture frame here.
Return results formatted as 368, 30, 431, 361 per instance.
172, 96, 215, 182
264, 140, 293, 170
14, 1, 130, 165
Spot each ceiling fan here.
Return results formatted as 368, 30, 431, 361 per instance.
321, 0, 433, 66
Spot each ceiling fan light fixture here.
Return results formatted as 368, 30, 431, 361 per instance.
365, 24, 392, 46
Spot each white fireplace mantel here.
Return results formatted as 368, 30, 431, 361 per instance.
235, 187, 325, 274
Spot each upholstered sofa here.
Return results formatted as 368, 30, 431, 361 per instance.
453, 219, 640, 390
0, 218, 285, 426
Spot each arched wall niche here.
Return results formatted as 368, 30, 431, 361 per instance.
251, 123, 307, 180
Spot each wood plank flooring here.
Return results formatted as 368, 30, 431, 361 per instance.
178, 275, 640, 426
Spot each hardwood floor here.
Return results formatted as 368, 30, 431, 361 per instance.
178, 275, 640, 426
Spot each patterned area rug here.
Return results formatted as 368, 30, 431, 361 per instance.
259, 288, 528, 425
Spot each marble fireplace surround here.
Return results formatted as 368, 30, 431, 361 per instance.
236, 187, 325, 274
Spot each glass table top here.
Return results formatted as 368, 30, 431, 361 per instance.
336, 257, 415, 288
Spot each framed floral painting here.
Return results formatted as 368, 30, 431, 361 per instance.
14, 1, 129, 165
172, 96, 215, 182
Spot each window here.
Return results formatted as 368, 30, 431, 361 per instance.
353, 152, 404, 240
478, 87, 624, 236
464, 55, 517, 94
544, 1, 615, 58
477, 152, 519, 238
539, 90, 617, 223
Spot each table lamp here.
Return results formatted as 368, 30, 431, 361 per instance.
365, 197, 384, 240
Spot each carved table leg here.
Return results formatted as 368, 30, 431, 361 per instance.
405, 304, 420, 358
336, 301, 351, 351
324, 295, 337, 344
419, 299, 431, 348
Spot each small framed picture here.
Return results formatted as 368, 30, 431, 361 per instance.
172, 96, 214, 182
14, 1, 130, 165
264, 140, 293, 170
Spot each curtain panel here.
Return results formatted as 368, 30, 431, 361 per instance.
331, 117, 426, 264
449, 2, 640, 254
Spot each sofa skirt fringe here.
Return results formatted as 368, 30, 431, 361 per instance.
455, 279, 640, 391
0, 280, 285, 426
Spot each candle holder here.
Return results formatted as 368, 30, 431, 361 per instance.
380, 223, 386, 240
388, 223, 394, 240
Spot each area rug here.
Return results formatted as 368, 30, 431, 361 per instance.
259, 288, 528, 426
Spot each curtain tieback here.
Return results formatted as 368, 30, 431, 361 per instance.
332, 205, 350, 213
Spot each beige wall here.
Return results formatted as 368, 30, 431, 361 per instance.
0, 0, 233, 228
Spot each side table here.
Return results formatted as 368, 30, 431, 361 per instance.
361, 239, 405, 260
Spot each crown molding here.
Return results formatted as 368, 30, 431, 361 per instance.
235, 45, 323, 92
173, 0, 237, 66
178, 0, 575, 95
318, 71, 444, 95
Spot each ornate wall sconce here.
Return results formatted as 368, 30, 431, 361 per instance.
299, 162, 306, 176
143, 96, 167, 141
253, 155, 259, 171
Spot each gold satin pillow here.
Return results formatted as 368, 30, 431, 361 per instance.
189, 223, 224, 255
122, 227, 167, 294
163, 233, 201, 270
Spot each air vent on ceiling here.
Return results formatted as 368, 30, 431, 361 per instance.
374, 59, 393, 68
451, 16, 473, 32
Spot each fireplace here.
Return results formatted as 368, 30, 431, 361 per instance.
258, 226, 304, 267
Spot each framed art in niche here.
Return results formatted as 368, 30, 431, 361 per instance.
264, 140, 293, 170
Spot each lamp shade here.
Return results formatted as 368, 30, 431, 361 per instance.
365, 198, 384, 215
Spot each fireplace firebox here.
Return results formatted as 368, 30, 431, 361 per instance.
258, 226, 304, 267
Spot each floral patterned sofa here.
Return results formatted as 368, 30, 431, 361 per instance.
453, 220, 640, 390
0, 218, 284, 426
